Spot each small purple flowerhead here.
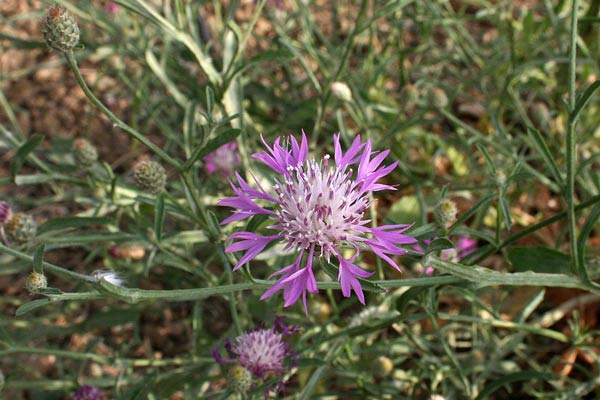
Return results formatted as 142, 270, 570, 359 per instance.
213, 318, 298, 394
203, 142, 240, 177
106, 2, 119, 14
71, 385, 106, 400
0, 201, 11, 224
219, 132, 417, 311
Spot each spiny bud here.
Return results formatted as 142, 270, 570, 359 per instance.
133, 160, 166, 194
428, 87, 449, 109
372, 356, 394, 379
434, 198, 457, 227
25, 271, 47, 293
73, 139, 98, 169
331, 82, 352, 102
4, 213, 37, 245
41, 6, 80, 53
0, 201, 12, 224
227, 365, 253, 393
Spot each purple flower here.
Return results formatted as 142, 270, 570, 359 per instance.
203, 142, 240, 177
71, 385, 106, 400
219, 132, 417, 311
0, 201, 11, 224
106, 2, 119, 14
213, 318, 298, 393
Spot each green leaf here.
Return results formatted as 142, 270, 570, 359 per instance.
248, 48, 294, 64
475, 143, 496, 173
571, 80, 600, 124
11, 134, 44, 178
15, 299, 52, 316
425, 238, 455, 254
499, 196, 512, 231
32, 244, 45, 274
508, 246, 571, 274
475, 372, 554, 400
183, 128, 242, 170
37, 216, 113, 235
396, 286, 428, 313
154, 194, 165, 242
526, 127, 564, 186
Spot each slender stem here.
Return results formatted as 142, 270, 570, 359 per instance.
566, 0, 581, 275
0, 243, 95, 283
64, 51, 180, 169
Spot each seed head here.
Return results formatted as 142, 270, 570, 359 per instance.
428, 87, 449, 109
25, 272, 47, 293
41, 6, 80, 53
372, 356, 394, 379
73, 139, 98, 169
133, 160, 166, 194
4, 213, 37, 245
227, 365, 253, 393
434, 198, 457, 227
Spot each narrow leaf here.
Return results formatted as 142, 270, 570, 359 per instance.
11, 134, 44, 177
154, 194, 165, 242
499, 196, 512, 231
15, 299, 52, 316
475, 143, 496, 173
571, 80, 600, 124
37, 216, 113, 235
526, 127, 564, 186
32, 244, 45, 274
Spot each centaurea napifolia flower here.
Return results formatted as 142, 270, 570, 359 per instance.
219, 132, 416, 310
213, 318, 298, 394
203, 141, 240, 176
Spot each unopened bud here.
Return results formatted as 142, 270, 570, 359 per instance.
0, 201, 12, 224
530, 102, 550, 128
227, 365, 253, 393
25, 272, 47, 293
434, 198, 457, 226
372, 356, 394, 379
73, 139, 98, 169
331, 82, 352, 102
133, 160, 166, 194
428, 87, 449, 109
4, 213, 37, 245
41, 6, 80, 53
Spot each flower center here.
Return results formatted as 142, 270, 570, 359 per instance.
273, 155, 370, 257
233, 329, 286, 375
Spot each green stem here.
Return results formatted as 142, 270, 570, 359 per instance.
64, 51, 180, 169
566, 0, 581, 276
0, 243, 95, 283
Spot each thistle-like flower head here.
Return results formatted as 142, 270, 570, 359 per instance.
213, 318, 298, 394
219, 132, 416, 311
203, 142, 240, 176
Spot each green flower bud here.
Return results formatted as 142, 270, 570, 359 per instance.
227, 365, 253, 393
372, 356, 394, 379
133, 160, 166, 194
428, 87, 449, 109
25, 271, 47, 293
73, 138, 98, 169
4, 213, 37, 245
434, 198, 457, 227
41, 6, 80, 53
